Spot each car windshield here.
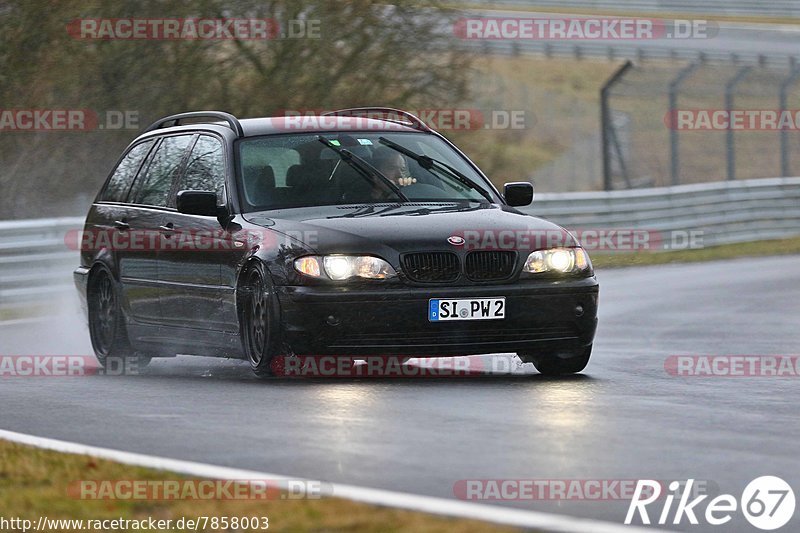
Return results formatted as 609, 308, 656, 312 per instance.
236, 132, 495, 211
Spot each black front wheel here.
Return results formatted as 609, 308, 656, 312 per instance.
519, 344, 592, 376
241, 266, 278, 378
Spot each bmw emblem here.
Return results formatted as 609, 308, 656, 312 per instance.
448, 235, 465, 246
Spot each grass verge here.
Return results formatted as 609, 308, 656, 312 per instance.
0, 440, 518, 533
0, 304, 50, 322
451, 55, 621, 191
591, 236, 800, 268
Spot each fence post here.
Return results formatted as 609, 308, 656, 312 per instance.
725, 66, 752, 181
780, 61, 800, 177
668, 62, 700, 186
601, 60, 633, 191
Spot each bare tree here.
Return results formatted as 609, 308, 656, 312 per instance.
0, 0, 472, 218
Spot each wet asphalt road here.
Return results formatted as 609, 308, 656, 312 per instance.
1, 255, 799, 532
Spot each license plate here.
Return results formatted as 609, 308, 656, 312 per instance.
428, 297, 505, 321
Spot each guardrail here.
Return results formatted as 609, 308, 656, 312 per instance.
0, 217, 83, 308
524, 177, 800, 245
466, 40, 797, 68
1, 177, 799, 309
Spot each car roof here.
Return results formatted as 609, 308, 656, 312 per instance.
240, 116, 419, 136
137, 115, 420, 141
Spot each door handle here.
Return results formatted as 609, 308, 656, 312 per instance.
113, 220, 130, 231
159, 222, 175, 235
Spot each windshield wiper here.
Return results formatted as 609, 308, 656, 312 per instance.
318, 136, 408, 202
377, 137, 494, 203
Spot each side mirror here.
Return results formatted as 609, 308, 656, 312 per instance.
503, 182, 534, 207
176, 190, 219, 216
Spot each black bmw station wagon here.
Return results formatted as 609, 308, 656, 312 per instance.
74, 109, 598, 377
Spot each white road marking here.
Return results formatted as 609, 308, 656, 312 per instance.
0, 428, 667, 532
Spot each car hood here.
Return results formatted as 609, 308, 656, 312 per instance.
242, 202, 577, 255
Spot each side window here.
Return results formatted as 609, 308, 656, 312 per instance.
133, 135, 194, 207
176, 135, 225, 203
101, 141, 153, 202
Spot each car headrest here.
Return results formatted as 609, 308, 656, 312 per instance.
286, 165, 303, 187
286, 160, 337, 190
244, 165, 275, 205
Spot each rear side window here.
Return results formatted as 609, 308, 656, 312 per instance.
175, 135, 225, 203
132, 135, 194, 207
101, 141, 153, 203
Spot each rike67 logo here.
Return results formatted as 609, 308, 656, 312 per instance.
626, 476, 795, 530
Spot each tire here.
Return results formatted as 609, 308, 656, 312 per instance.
520, 344, 593, 376
88, 268, 150, 372
241, 264, 279, 378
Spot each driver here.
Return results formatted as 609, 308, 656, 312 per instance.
372, 147, 416, 187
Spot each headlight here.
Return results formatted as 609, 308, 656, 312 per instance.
294, 256, 321, 277
324, 256, 352, 280
294, 255, 397, 280
523, 247, 592, 275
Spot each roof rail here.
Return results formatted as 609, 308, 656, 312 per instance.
321, 107, 432, 133
143, 111, 244, 137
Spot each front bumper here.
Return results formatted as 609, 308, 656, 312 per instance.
276, 277, 598, 356
73, 266, 90, 320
